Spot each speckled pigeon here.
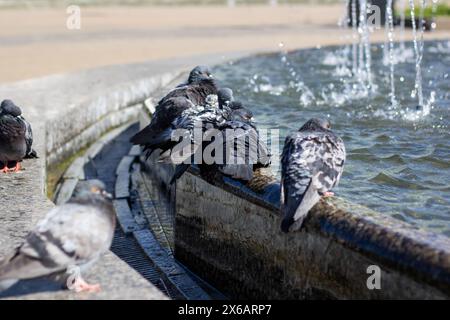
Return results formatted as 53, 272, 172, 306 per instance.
169, 100, 270, 184
130, 65, 217, 156
0, 99, 37, 173
280, 118, 346, 233
0, 180, 115, 293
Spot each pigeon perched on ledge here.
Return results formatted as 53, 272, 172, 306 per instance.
217, 87, 234, 108
169, 98, 270, 184
280, 118, 346, 233
130, 65, 218, 157
0, 180, 115, 293
176, 65, 214, 88
0, 99, 37, 173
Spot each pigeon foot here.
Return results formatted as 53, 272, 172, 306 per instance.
1, 166, 8, 173
322, 191, 334, 197
11, 162, 22, 173
70, 276, 101, 293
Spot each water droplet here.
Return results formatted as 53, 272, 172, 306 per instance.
278, 42, 284, 48
400, 77, 404, 82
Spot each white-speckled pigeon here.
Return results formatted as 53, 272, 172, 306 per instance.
280, 118, 346, 233
0, 180, 115, 293
130, 65, 217, 156
0, 100, 37, 173
169, 98, 270, 184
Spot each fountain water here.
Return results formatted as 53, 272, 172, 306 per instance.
278, 43, 315, 106
351, 0, 358, 75
386, 0, 397, 108
213, 0, 449, 237
399, 0, 407, 51
409, 0, 425, 108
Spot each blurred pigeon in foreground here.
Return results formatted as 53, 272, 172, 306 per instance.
130, 65, 217, 156
0, 180, 115, 293
0, 100, 37, 173
280, 118, 346, 233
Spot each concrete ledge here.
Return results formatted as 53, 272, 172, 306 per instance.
170, 169, 450, 299
0, 52, 249, 299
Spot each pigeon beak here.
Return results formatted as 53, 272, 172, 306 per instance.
102, 190, 113, 199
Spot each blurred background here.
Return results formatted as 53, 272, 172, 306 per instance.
0, 0, 448, 83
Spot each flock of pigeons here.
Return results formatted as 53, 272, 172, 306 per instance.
0, 65, 346, 293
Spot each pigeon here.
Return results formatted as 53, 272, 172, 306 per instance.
216, 109, 270, 181
280, 118, 346, 233
176, 65, 214, 88
217, 88, 253, 121
0, 180, 115, 293
169, 101, 270, 184
217, 87, 234, 109
0, 99, 37, 173
130, 65, 218, 156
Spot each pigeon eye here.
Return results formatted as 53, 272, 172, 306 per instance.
90, 187, 100, 194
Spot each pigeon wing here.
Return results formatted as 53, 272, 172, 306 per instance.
312, 133, 346, 194
0, 115, 26, 142
280, 132, 323, 232
17, 116, 38, 158
130, 97, 192, 146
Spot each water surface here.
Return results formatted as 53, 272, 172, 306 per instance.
213, 40, 450, 237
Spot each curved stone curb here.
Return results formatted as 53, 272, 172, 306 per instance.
133, 229, 211, 300
111, 147, 211, 300
54, 122, 135, 205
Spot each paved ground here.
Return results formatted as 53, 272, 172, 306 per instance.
0, 124, 168, 300
0, 4, 449, 83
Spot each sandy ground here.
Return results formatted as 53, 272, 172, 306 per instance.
0, 4, 449, 83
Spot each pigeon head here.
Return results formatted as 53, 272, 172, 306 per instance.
218, 88, 234, 108
0, 100, 22, 117
299, 118, 331, 132
229, 107, 254, 123
188, 65, 213, 84
72, 179, 112, 202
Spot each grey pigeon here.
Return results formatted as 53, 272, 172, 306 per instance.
176, 65, 214, 88
218, 87, 234, 108
0, 100, 37, 173
0, 180, 115, 293
130, 65, 217, 156
169, 101, 270, 184
217, 88, 253, 121
280, 118, 346, 233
